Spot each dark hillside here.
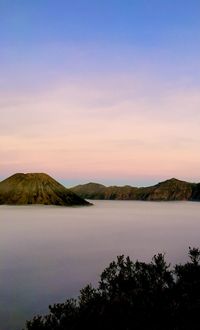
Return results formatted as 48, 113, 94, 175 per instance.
71, 178, 196, 201
0, 173, 90, 206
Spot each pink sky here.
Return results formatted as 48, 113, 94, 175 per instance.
1, 64, 200, 186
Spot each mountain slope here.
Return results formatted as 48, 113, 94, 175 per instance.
0, 173, 90, 206
71, 178, 197, 201
134, 178, 194, 201
72, 182, 107, 199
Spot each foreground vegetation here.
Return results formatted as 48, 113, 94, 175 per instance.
24, 248, 200, 330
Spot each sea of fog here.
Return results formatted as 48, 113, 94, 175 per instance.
0, 200, 200, 330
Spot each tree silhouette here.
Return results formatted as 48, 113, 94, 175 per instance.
24, 248, 200, 330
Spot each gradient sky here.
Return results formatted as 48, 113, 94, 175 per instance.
1, 0, 200, 186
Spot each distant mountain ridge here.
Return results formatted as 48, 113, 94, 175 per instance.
0, 173, 90, 206
71, 178, 200, 201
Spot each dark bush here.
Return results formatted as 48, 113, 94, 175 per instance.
24, 248, 200, 330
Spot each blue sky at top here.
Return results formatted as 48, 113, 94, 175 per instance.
1, 0, 200, 90
1, 1, 200, 76
1, 0, 200, 46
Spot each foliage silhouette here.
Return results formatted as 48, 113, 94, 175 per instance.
24, 248, 200, 330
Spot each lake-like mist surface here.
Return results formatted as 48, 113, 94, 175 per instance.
1, 201, 200, 330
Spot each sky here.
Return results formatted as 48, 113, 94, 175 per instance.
1, 0, 200, 186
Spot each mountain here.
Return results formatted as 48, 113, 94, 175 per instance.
71, 178, 198, 201
134, 178, 194, 201
72, 182, 107, 199
0, 173, 90, 206
72, 183, 138, 200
